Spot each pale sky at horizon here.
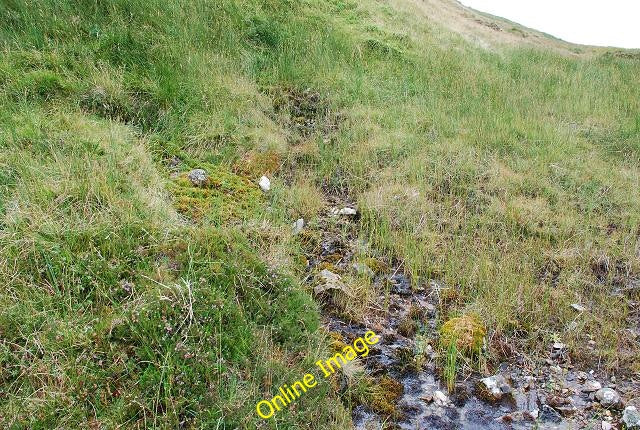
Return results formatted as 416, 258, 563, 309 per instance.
459, 0, 640, 49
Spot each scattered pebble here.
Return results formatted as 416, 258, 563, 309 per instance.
582, 380, 602, 392
330, 206, 357, 216
571, 303, 586, 312
258, 175, 271, 191
292, 218, 304, 234
433, 390, 449, 406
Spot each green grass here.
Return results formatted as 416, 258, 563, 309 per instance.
1, 0, 639, 427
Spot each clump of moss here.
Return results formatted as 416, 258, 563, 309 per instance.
328, 331, 348, 352
169, 164, 262, 224
439, 314, 486, 355
368, 375, 403, 417
232, 149, 282, 178
316, 261, 339, 273
363, 257, 389, 274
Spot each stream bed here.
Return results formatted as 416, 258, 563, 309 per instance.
302, 204, 634, 429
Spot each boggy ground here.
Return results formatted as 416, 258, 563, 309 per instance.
1, 0, 640, 428
302, 197, 639, 429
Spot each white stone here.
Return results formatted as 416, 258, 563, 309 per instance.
478, 374, 511, 402
258, 175, 271, 192
338, 207, 357, 215
433, 390, 449, 406
292, 218, 304, 234
571, 303, 586, 312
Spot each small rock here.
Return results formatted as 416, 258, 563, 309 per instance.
421, 393, 433, 403
601, 421, 614, 430
338, 207, 357, 215
539, 405, 563, 424
546, 395, 570, 408
571, 303, 586, 312
595, 388, 621, 409
433, 390, 449, 406
187, 169, 208, 186
477, 374, 512, 402
582, 380, 602, 392
314, 270, 352, 297
330, 207, 357, 216
553, 342, 566, 350
623, 406, 640, 429
258, 176, 271, 192
498, 411, 536, 423
576, 371, 588, 382
292, 218, 304, 234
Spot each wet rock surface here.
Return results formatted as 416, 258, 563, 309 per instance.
303, 199, 638, 429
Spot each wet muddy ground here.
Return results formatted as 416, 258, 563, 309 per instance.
302, 202, 638, 429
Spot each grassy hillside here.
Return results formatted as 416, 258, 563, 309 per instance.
1, 0, 639, 428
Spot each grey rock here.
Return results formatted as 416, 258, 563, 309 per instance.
595, 388, 621, 409
477, 374, 512, 402
623, 406, 640, 429
314, 270, 352, 297
187, 169, 208, 186
582, 380, 602, 392
540, 405, 563, 423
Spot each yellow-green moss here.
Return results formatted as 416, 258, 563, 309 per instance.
440, 313, 486, 355
169, 164, 263, 223
316, 261, 339, 273
368, 375, 403, 417
232, 149, 281, 178
362, 257, 389, 274
328, 331, 348, 352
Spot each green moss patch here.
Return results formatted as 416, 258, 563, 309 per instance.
169, 164, 263, 224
